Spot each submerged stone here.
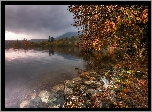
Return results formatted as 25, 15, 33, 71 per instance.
28, 97, 48, 108
20, 100, 30, 108
79, 72, 90, 79
72, 77, 81, 82
38, 90, 51, 103
51, 84, 64, 92
64, 80, 75, 88
84, 80, 97, 85
64, 87, 73, 94
31, 92, 37, 100
86, 89, 98, 96
51, 104, 60, 108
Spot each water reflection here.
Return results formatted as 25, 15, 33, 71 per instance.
5, 47, 85, 108
5, 46, 148, 108
49, 48, 54, 56
5, 47, 84, 71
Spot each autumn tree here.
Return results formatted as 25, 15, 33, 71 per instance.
68, 5, 148, 55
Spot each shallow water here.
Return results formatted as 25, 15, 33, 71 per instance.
5, 47, 86, 108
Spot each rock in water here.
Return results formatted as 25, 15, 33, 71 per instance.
79, 72, 90, 79
84, 80, 96, 85
20, 100, 30, 108
29, 97, 48, 108
86, 89, 99, 96
38, 90, 51, 103
52, 104, 60, 108
64, 87, 73, 95
72, 77, 81, 82
51, 84, 64, 92
31, 92, 36, 99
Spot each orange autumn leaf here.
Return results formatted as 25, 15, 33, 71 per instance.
123, 88, 130, 93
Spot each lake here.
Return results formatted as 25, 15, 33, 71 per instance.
5, 46, 148, 108
5, 47, 86, 108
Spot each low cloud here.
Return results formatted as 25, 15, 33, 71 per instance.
5, 5, 77, 39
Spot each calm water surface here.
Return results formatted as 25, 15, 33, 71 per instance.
5, 47, 86, 108
5, 47, 148, 108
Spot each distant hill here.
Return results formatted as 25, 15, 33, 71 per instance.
55, 32, 83, 40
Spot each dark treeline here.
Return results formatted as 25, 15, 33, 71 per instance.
5, 35, 81, 49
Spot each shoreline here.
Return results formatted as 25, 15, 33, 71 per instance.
19, 68, 148, 108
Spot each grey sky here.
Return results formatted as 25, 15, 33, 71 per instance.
5, 5, 78, 40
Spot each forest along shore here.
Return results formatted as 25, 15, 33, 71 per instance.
19, 68, 148, 108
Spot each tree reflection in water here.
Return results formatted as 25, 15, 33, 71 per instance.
49, 48, 54, 56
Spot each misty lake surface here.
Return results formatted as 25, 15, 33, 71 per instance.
5, 47, 86, 108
